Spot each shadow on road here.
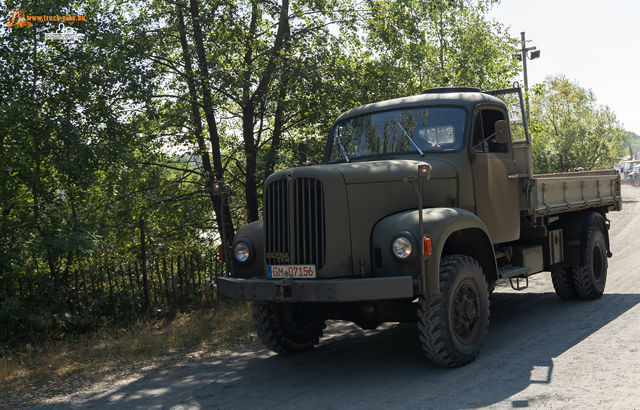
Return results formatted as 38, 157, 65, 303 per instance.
36, 292, 640, 410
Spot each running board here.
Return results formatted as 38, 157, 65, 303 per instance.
498, 266, 532, 291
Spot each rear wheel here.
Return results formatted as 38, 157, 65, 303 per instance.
251, 302, 326, 354
551, 266, 577, 300
573, 225, 608, 300
417, 255, 490, 367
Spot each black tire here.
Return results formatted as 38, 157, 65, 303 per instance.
572, 225, 608, 300
551, 266, 577, 300
417, 255, 490, 367
251, 301, 326, 355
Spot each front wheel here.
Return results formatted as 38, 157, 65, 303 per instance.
251, 302, 326, 355
417, 255, 490, 367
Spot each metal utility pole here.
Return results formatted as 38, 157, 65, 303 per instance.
516, 32, 540, 122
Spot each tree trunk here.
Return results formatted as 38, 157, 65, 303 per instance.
240, 0, 291, 221
171, 257, 178, 308
265, 73, 290, 178
74, 268, 79, 305
134, 261, 141, 295
88, 265, 97, 302
178, 3, 235, 262
163, 258, 171, 306
153, 259, 160, 305
17, 277, 24, 305
27, 276, 35, 312
197, 255, 202, 305
243, 102, 260, 222
81, 268, 89, 306
185, 0, 235, 250
139, 218, 149, 313
105, 256, 114, 319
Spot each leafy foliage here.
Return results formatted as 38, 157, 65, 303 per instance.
0, 0, 218, 345
624, 131, 640, 158
0, 0, 529, 346
530, 75, 626, 174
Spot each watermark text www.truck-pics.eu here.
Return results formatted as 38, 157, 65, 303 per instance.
26, 14, 85, 22
7, 7, 85, 28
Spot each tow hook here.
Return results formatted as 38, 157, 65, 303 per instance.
275, 279, 301, 301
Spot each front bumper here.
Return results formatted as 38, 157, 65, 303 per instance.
217, 276, 415, 302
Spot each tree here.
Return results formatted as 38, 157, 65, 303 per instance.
152, 0, 521, 221
0, 0, 528, 343
529, 75, 626, 174
1, 0, 158, 295
624, 131, 640, 158
0, 0, 207, 337
357, 0, 520, 100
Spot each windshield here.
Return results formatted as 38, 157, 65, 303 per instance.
328, 107, 466, 162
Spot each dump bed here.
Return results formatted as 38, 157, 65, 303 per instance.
524, 170, 622, 217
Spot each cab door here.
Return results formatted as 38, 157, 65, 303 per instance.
471, 106, 520, 244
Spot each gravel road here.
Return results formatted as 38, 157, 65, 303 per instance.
35, 185, 640, 410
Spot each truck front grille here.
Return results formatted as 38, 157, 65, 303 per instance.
265, 178, 326, 269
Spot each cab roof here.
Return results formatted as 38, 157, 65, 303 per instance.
334, 90, 506, 123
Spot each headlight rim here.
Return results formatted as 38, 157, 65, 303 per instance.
391, 231, 418, 262
233, 238, 255, 264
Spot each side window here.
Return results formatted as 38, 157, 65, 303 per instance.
472, 109, 508, 153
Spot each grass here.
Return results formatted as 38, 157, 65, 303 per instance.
0, 301, 256, 407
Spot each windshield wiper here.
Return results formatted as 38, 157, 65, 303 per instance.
398, 124, 424, 156
335, 133, 350, 163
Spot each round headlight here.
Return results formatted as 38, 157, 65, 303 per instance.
392, 237, 412, 259
234, 242, 250, 262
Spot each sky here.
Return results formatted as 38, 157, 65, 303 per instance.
487, 0, 640, 134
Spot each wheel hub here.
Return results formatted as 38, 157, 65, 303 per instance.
466, 302, 477, 322
452, 281, 480, 344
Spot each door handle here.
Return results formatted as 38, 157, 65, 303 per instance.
508, 174, 520, 179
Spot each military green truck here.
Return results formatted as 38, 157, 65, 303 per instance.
218, 86, 622, 367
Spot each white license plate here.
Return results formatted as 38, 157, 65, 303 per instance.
267, 265, 316, 279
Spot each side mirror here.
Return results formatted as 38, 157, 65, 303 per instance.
494, 120, 510, 144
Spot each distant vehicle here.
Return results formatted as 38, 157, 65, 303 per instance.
621, 160, 640, 180
629, 164, 640, 187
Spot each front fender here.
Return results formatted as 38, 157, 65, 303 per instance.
371, 207, 496, 294
232, 220, 264, 278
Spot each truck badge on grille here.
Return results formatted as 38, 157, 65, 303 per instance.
266, 252, 290, 263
